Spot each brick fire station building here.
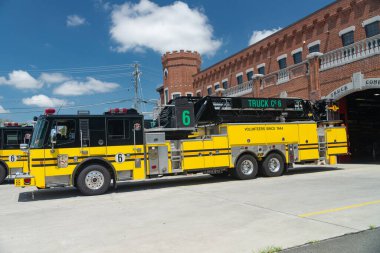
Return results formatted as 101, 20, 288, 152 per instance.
156, 0, 380, 162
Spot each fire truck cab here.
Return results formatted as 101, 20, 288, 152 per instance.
0, 123, 32, 184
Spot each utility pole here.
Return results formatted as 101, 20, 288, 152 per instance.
132, 63, 142, 112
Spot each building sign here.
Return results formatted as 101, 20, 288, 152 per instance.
325, 72, 380, 100
364, 78, 380, 88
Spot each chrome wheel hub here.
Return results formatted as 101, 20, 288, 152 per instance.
241, 160, 254, 175
268, 157, 281, 173
85, 171, 104, 190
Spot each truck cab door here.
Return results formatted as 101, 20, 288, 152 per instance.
43, 118, 82, 187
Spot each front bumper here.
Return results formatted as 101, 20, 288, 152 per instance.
14, 174, 36, 187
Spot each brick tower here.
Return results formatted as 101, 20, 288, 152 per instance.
160, 50, 201, 104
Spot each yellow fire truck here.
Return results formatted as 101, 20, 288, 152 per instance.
0, 123, 32, 184
15, 97, 347, 195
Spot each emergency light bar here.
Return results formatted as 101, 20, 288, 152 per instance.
45, 108, 56, 115
4, 122, 19, 127
108, 108, 128, 114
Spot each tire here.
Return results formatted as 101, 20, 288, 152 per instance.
76, 164, 111, 196
261, 153, 285, 177
232, 155, 258, 180
0, 164, 7, 184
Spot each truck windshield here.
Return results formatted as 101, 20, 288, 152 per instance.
30, 119, 48, 148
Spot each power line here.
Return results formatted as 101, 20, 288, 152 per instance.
0, 63, 135, 74
0, 98, 135, 115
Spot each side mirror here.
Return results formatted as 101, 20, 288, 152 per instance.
20, 143, 28, 151
50, 129, 57, 144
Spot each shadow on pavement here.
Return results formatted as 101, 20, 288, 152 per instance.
285, 166, 343, 176
17, 175, 230, 202
17, 166, 344, 202
1, 178, 14, 185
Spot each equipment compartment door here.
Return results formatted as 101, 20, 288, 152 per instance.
325, 127, 348, 156
298, 123, 319, 161
181, 141, 204, 171
203, 140, 214, 169
212, 136, 230, 168
147, 146, 168, 175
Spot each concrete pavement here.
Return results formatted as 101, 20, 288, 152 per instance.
0, 164, 380, 253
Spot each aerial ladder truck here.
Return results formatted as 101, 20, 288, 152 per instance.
15, 96, 347, 195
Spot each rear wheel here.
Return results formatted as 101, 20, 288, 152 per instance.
261, 153, 284, 177
232, 155, 258, 180
0, 164, 7, 184
76, 164, 111, 196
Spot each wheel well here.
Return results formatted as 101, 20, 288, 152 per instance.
0, 160, 9, 177
234, 151, 258, 168
72, 158, 116, 187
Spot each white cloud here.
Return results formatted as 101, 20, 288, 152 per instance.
95, 0, 112, 11
39, 72, 70, 84
110, 0, 221, 56
22, 94, 70, 108
0, 70, 43, 89
53, 77, 119, 96
67, 15, 86, 27
249, 28, 282, 45
0, 105, 10, 114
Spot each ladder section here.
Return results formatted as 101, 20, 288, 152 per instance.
170, 140, 183, 173
318, 128, 327, 160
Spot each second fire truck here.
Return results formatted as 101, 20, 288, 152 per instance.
0, 123, 32, 184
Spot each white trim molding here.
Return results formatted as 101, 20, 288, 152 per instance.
235, 72, 243, 77
277, 54, 287, 61
164, 87, 169, 104
257, 63, 265, 69
185, 92, 193, 96
171, 92, 181, 99
339, 26, 356, 36
362, 15, 380, 27
245, 68, 254, 73
307, 40, 321, 48
206, 85, 212, 89
222, 78, 228, 83
291, 47, 303, 55
214, 82, 220, 87
307, 52, 323, 59
196, 89, 201, 94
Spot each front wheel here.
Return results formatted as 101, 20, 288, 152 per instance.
261, 153, 285, 177
0, 165, 7, 184
76, 164, 111, 196
232, 155, 258, 180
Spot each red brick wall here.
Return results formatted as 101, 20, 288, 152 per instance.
190, 0, 379, 99
320, 55, 380, 96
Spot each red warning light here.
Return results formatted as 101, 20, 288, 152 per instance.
45, 108, 56, 115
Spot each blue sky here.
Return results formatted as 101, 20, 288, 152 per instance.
0, 0, 334, 122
